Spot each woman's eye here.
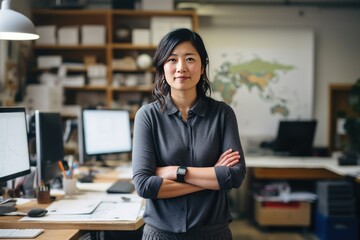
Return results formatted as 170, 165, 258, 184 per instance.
186, 58, 195, 62
167, 58, 176, 62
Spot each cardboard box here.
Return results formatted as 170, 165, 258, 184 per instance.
132, 29, 150, 45
142, 0, 174, 10
35, 25, 56, 45
254, 200, 311, 226
81, 25, 106, 45
58, 26, 79, 45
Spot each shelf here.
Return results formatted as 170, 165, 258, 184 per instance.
31, 9, 197, 109
112, 86, 153, 93
34, 45, 107, 50
111, 43, 157, 50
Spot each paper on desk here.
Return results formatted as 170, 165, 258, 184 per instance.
46, 199, 102, 215
15, 198, 33, 205
254, 192, 317, 203
76, 182, 113, 192
19, 196, 143, 222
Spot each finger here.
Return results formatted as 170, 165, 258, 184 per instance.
219, 149, 233, 160
219, 151, 240, 163
222, 151, 240, 161
221, 154, 240, 165
217, 153, 240, 166
226, 158, 240, 167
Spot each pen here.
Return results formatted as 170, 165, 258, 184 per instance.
58, 161, 68, 179
67, 155, 74, 178
71, 162, 77, 178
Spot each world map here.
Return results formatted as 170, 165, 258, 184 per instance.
212, 56, 294, 117
205, 29, 314, 138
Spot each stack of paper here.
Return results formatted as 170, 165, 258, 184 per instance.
37, 55, 62, 69
60, 75, 86, 87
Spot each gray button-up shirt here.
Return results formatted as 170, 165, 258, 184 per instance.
132, 96, 246, 233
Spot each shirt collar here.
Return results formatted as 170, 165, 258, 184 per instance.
164, 95, 208, 117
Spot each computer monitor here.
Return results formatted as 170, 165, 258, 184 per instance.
273, 120, 317, 157
35, 111, 64, 185
81, 109, 132, 165
0, 107, 31, 213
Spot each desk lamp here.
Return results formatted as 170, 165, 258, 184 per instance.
0, 0, 39, 40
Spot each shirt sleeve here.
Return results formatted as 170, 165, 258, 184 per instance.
132, 105, 163, 199
214, 104, 246, 190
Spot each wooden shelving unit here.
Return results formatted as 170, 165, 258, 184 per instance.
31, 9, 198, 114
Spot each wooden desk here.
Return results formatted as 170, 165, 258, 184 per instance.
251, 167, 342, 180
0, 167, 144, 232
0, 196, 143, 231
0, 200, 143, 231
246, 156, 360, 180
242, 155, 360, 228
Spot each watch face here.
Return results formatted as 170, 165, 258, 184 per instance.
178, 168, 186, 175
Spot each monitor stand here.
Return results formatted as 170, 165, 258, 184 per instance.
95, 155, 111, 168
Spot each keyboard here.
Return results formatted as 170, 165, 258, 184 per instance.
106, 180, 135, 194
0, 229, 44, 239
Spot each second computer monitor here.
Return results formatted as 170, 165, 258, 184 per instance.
273, 120, 317, 157
82, 109, 132, 160
35, 111, 64, 185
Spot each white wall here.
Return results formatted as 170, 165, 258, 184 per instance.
197, 5, 360, 148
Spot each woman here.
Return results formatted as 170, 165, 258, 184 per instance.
132, 28, 246, 240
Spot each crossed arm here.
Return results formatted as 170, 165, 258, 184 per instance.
155, 149, 240, 199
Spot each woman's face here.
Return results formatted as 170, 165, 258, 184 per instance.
163, 41, 204, 94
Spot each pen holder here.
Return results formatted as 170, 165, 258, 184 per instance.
63, 178, 78, 195
37, 187, 51, 204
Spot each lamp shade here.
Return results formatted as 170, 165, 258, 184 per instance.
0, 0, 39, 40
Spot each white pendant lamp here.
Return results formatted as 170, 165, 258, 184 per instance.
0, 0, 39, 40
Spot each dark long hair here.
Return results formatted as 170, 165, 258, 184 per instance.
152, 28, 211, 110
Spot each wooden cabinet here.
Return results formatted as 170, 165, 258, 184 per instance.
31, 9, 198, 117
328, 83, 358, 152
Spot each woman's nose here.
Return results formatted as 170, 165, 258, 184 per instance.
176, 60, 187, 72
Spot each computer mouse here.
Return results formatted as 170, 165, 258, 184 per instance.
27, 208, 48, 218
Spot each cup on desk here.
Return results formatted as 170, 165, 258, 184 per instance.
63, 177, 78, 195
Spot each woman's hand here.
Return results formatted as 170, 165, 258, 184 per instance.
215, 149, 240, 167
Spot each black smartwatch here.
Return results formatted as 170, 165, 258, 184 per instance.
176, 166, 187, 183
